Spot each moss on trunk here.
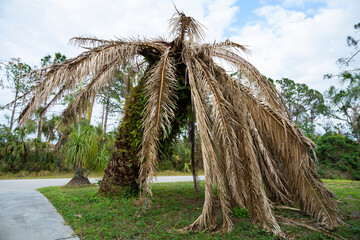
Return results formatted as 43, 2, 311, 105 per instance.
98, 78, 146, 196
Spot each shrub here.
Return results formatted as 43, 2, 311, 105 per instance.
315, 133, 360, 180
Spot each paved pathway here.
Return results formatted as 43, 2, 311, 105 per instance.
0, 176, 204, 240
0, 178, 100, 240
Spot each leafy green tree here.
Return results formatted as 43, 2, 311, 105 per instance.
62, 120, 109, 185
0, 120, 36, 172
276, 78, 328, 134
36, 53, 66, 140
98, 71, 125, 132
315, 133, 360, 180
337, 22, 360, 67
326, 84, 360, 143
325, 22, 360, 143
2, 59, 33, 131
40, 52, 66, 67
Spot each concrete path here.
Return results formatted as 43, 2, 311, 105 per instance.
0, 176, 204, 240
0, 178, 99, 240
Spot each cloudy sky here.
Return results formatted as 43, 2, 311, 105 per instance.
0, 0, 359, 126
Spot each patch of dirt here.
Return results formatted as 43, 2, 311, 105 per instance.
176, 196, 204, 206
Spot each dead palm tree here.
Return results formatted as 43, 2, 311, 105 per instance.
11, 11, 340, 237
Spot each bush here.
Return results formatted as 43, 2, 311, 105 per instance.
315, 133, 360, 180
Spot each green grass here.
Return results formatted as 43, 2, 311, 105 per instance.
0, 170, 202, 179
0, 171, 104, 180
38, 180, 360, 240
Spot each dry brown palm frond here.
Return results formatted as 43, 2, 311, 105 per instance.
169, 12, 205, 43
39, 84, 67, 117
198, 56, 285, 236
205, 56, 289, 204
138, 47, 178, 209
229, 76, 341, 229
193, 56, 246, 210
18, 41, 145, 125
181, 50, 217, 231
191, 57, 235, 232
241, 114, 284, 237
61, 59, 121, 125
199, 40, 251, 56
205, 46, 289, 115
69, 36, 119, 48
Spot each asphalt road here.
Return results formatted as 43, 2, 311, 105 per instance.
0, 176, 204, 240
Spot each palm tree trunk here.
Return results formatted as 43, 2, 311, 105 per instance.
98, 78, 145, 195
66, 165, 90, 186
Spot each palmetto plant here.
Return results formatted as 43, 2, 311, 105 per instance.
12, 11, 340, 237
62, 121, 109, 179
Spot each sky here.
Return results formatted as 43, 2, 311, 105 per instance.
0, 0, 359, 128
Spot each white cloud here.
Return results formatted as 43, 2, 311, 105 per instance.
0, 0, 238, 65
0, 0, 238, 124
281, 0, 327, 8
230, 0, 360, 92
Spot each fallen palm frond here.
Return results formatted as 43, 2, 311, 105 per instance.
276, 215, 346, 240
9, 10, 341, 238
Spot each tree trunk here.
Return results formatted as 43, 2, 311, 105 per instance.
103, 86, 111, 133
66, 165, 90, 186
189, 117, 199, 191
87, 93, 96, 123
9, 87, 19, 131
98, 79, 146, 196
37, 117, 43, 139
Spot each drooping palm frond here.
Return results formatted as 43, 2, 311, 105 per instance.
61, 59, 121, 125
10, 11, 341, 238
182, 50, 218, 231
138, 47, 178, 208
17, 40, 168, 126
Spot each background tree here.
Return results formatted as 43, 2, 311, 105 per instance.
325, 22, 360, 143
275, 78, 328, 135
36, 53, 66, 140
315, 132, 360, 180
0, 120, 36, 172
62, 120, 109, 186
2, 59, 33, 131
326, 84, 360, 143
98, 71, 125, 133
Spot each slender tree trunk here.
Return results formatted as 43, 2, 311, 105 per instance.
103, 88, 110, 133
87, 94, 96, 123
189, 117, 199, 191
101, 100, 105, 128
37, 117, 43, 139
9, 87, 19, 132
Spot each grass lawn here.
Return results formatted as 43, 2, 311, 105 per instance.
39, 180, 360, 240
0, 170, 204, 180
0, 171, 104, 180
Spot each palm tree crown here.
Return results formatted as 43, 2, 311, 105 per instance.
12, 11, 340, 237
